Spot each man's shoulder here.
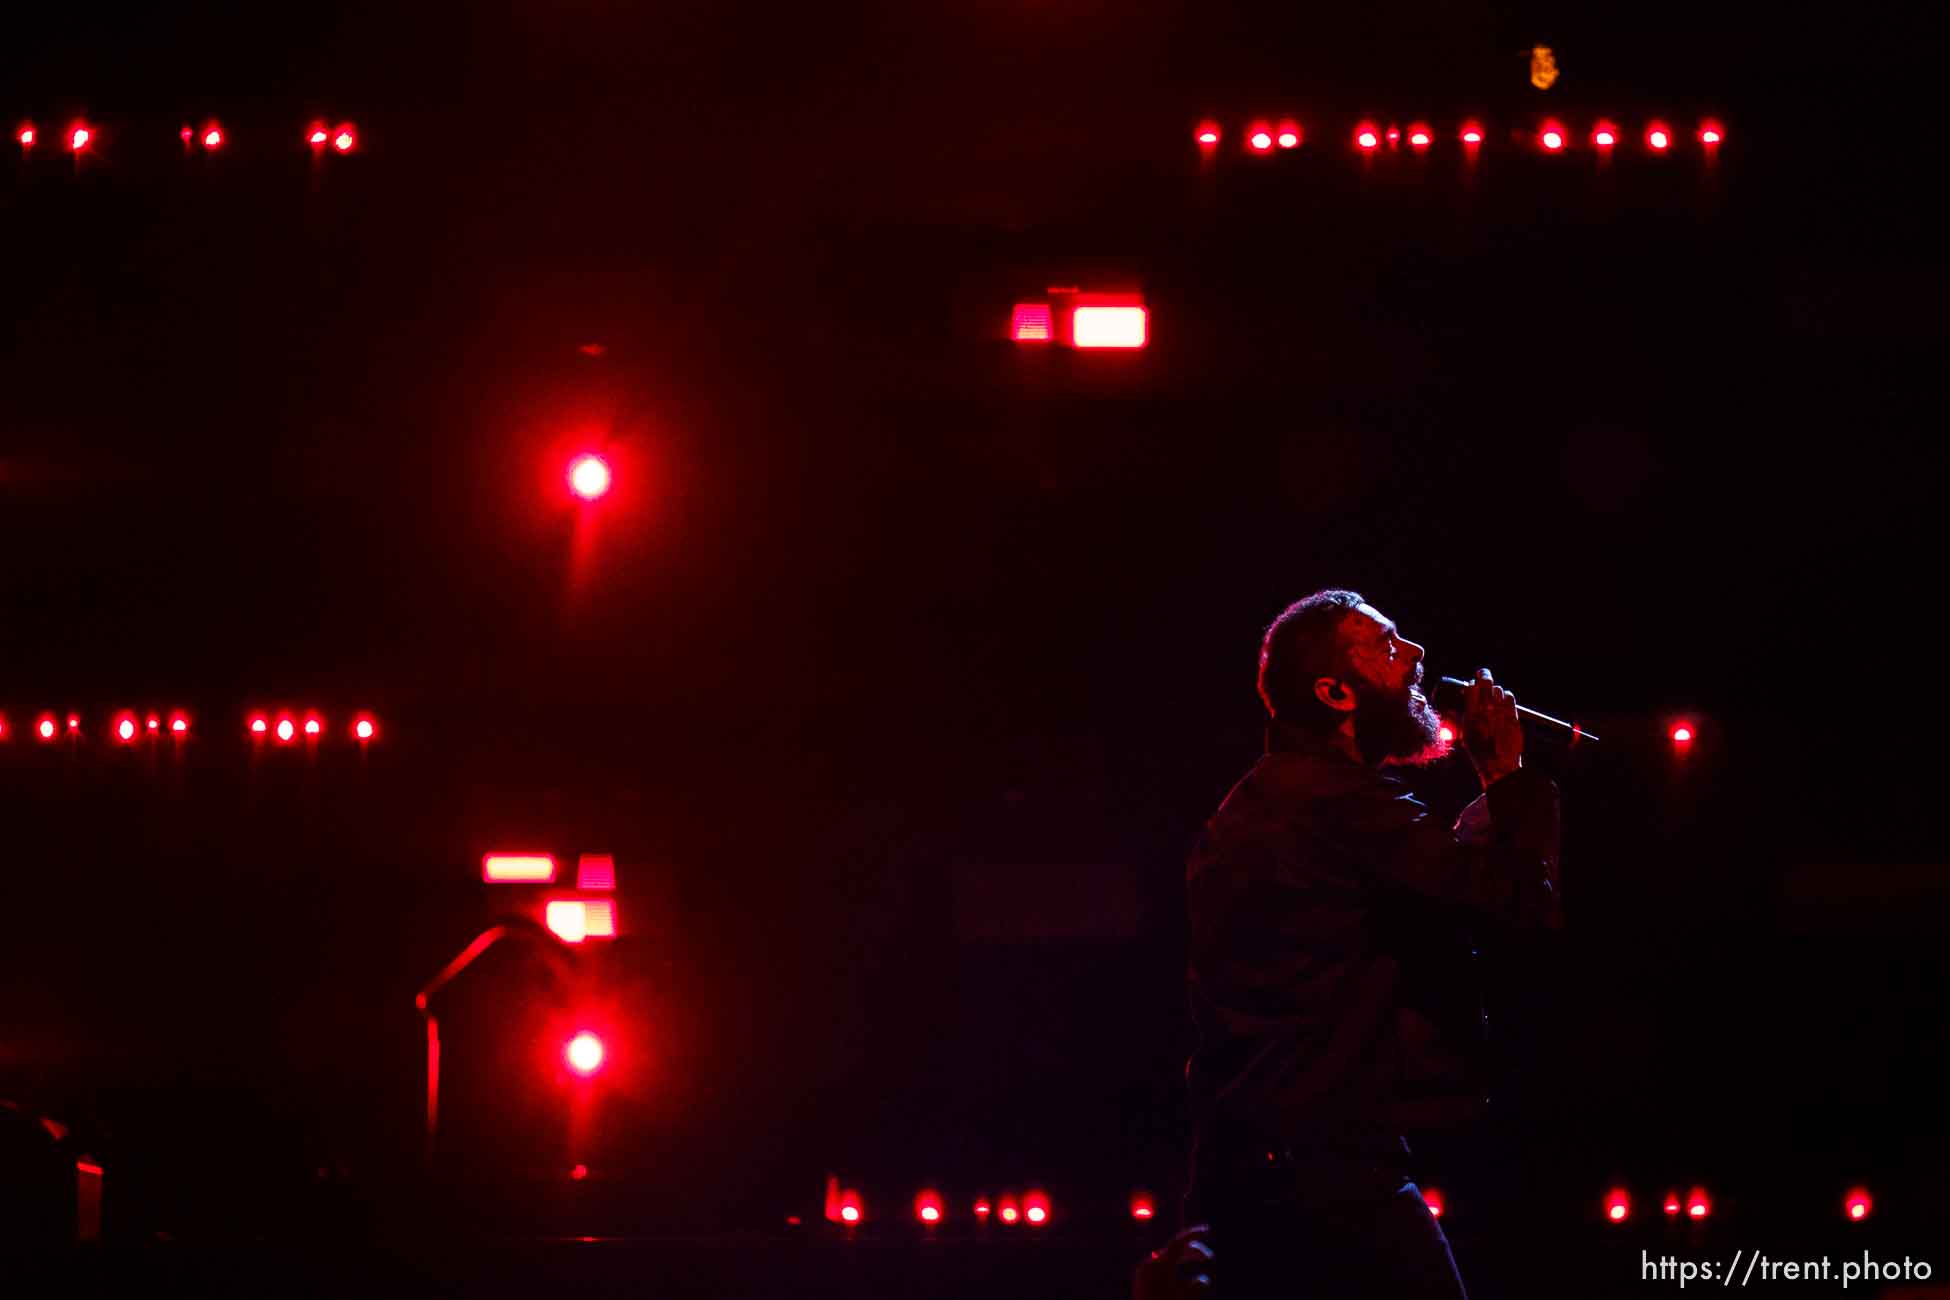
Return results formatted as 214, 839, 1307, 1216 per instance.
1209, 749, 1388, 830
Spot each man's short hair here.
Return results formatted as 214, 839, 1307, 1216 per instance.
1257, 589, 1367, 725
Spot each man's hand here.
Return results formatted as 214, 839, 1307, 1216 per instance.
1462, 667, 1523, 788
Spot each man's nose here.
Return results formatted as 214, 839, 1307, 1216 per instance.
1404, 639, 1426, 663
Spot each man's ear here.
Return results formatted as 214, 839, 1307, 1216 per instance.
1313, 676, 1357, 714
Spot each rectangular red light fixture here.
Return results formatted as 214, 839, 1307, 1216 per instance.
1010, 303, 1053, 342
1071, 301, 1148, 349
582, 898, 616, 937
576, 854, 616, 891
483, 853, 556, 883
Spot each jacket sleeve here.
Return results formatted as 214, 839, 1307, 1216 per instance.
1340, 766, 1562, 930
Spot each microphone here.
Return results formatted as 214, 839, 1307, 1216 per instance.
1433, 676, 1599, 742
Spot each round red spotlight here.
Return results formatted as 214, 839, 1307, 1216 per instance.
273, 718, 293, 743
67, 715, 80, 733
973, 1199, 992, 1220
303, 717, 322, 737
1437, 724, 1455, 744
1593, 122, 1619, 148
1845, 1189, 1871, 1221
354, 716, 376, 741
1606, 1189, 1631, 1223
1647, 125, 1671, 151
203, 125, 224, 149
570, 1163, 589, 1181
332, 125, 357, 153
1686, 1188, 1711, 1219
38, 717, 57, 741
170, 715, 189, 734
1130, 1191, 1156, 1221
69, 124, 92, 153
1248, 129, 1273, 152
914, 1189, 945, 1224
1276, 131, 1298, 149
1355, 125, 1379, 151
145, 715, 160, 732
1408, 129, 1431, 149
307, 123, 328, 148
116, 718, 135, 742
249, 716, 268, 735
1459, 123, 1484, 145
17, 124, 33, 148
1194, 121, 1221, 147
1671, 725, 1694, 744
1423, 1187, 1445, 1218
565, 1030, 605, 1076
568, 453, 612, 501
1541, 128, 1565, 151
1385, 126, 1401, 145
1664, 1192, 1682, 1217
1699, 122, 1724, 145
998, 1196, 1020, 1225
840, 1204, 860, 1223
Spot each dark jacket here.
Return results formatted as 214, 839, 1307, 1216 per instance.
1186, 719, 1562, 1150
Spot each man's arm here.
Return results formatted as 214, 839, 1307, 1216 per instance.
1342, 768, 1563, 930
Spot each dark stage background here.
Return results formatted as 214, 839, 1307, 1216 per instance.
3, 0, 1946, 1286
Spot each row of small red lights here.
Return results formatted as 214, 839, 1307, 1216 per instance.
1, 711, 378, 742
16, 119, 358, 155
1200, 118, 1723, 154
1430, 721, 1698, 747
248, 713, 379, 743
807, 1184, 1876, 1228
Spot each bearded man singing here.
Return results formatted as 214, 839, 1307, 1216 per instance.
1183, 589, 1563, 1299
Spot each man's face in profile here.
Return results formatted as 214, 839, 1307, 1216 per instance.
1341, 604, 1447, 767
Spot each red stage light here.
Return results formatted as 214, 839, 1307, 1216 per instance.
1845, 1189, 1871, 1221
571, 1163, 588, 1181
145, 715, 160, 732
1195, 121, 1220, 147
275, 718, 295, 743
1276, 121, 1301, 149
1664, 1192, 1682, 1216
181, 125, 194, 145
840, 1204, 860, 1224
568, 453, 612, 501
1072, 302, 1148, 349
332, 125, 357, 153
1385, 126, 1401, 145
116, 717, 135, 742
1699, 122, 1724, 145
1541, 126, 1565, 151
1010, 302, 1053, 343
203, 124, 223, 149
998, 1196, 1020, 1224
249, 716, 267, 734
170, 714, 189, 734
1647, 124, 1671, 151
307, 124, 328, 147
69, 124, 91, 153
547, 900, 590, 943
577, 855, 617, 891
1593, 122, 1619, 148
1437, 725, 1455, 743
565, 1030, 605, 1075
1671, 725, 1694, 744
353, 715, 376, 741
484, 854, 557, 883
1355, 122, 1380, 151
38, 717, 57, 741
1130, 1191, 1156, 1220
1459, 123, 1484, 145
915, 1190, 944, 1224
973, 1199, 992, 1220
1606, 1189, 1631, 1222
1248, 125, 1273, 152
67, 715, 80, 732
1687, 1188, 1711, 1219
1423, 1187, 1445, 1218
17, 124, 33, 148
581, 898, 616, 937
1408, 127, 1431, 149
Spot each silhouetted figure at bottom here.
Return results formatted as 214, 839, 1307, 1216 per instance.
1182, 591, 1562, 1298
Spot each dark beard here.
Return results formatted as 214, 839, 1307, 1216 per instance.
1354, 675, 1450, 768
